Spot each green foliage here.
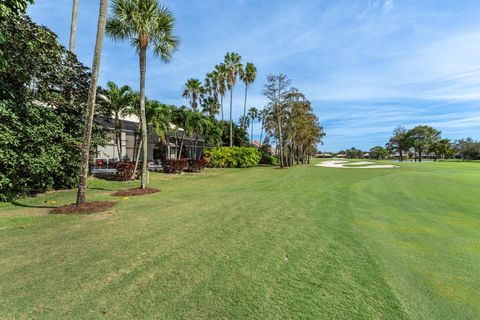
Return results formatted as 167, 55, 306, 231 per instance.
0, 14, 106, 200
455, 138, 480, 160
369, 146, 388, 160
205, 147, 260, 168
345, 147, 363, 159
0, 0, 34, 16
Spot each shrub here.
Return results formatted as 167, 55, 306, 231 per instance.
188, 159, 207, 173
204, 147, 260, 168
163, 159, 188, 174
116, 162, 135, 181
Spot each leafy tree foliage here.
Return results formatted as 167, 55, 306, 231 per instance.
454, 138, 480, 160
0, 14, 106, 200
369, 146, 388, 160
263, 75, 325, 167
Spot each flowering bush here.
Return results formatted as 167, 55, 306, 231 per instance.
163, 159, 188, 174
188, 159, 207, 173
116, 162, 135, 181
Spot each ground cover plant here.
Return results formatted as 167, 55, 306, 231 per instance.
1, 160, 479, 319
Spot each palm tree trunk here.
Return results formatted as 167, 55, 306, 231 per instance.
250, 120, 254, 144
229, 88, 233, 147
243, 85, 248, 129
220, 95, 224, 122
132, 136, 142, 179
115, 114, 122, 160
139, 45, 148, 188
259, 120, 264, 146
69, 0, 80, 52
276, 104, 284, 168
76, 0, 108, 205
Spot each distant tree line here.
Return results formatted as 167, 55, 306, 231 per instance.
337, 125, 480, 162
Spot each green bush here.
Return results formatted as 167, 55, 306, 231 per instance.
205, 147, 260, 168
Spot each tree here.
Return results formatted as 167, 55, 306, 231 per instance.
346, 147, 363, 159
202, 71, 219, 117
182, 78, 203, 111
262, 74, 291, 167
69, 0, 80, 52
386, 126, 409, 162
224, 52, 243, 147
241, 62, 256, 128
430, 138, 452, 161
258, 108, 268, 145
98, 81, 133, 159
0, 0, 34, 16
407, 125, 441, 162
76, 0, 108, 205
247, 107, 258, 144
369, 146, 388, 160
455, 138, 480, 160
106, 0, 179, 189
239, 115, 249, 131
215, 63, 227, 122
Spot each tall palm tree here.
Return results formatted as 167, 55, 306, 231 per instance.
69, 0, 80, 52
241, 62, 256, 128
106, 0, 179, 189
224, 52, 243, 147
99, 81, 133, 159
239, 115, 249, 131
76, 0, 108, 205
247, 106, 258, 144
182, 78, 203, 111
215, 63, 227, 122
258, 108, 268, 145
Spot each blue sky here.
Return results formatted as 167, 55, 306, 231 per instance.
28, 0, 480, 151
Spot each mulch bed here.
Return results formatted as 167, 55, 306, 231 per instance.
111, 187, 160, 197
50, 201, 118, 215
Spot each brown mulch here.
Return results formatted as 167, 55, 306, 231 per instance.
111, 187, 160, 197
50, 201, 118, 215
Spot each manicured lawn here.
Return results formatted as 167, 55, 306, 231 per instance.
1, 160, 479, 319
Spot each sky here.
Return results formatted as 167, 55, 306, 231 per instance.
28, 0, 480, 151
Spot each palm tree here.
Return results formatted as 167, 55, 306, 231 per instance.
182, 78, 203, 111
241, 62, 257, 128
106, 0, 179, 189
224, 52, 243, 147
258, 108, 268, 146
247, 106, 258, 144
76, 0, 108, 205
99, 81, 133, 159
215, 63, 227, 122
69, 0, 80, 52
239, 115, 249, 131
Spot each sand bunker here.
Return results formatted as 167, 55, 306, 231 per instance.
315, 160, 399, 169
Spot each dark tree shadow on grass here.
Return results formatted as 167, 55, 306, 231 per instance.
11, 201, 56, 209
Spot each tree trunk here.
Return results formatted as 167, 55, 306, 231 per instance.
76, 0, 108, 204
276, 104, 284, 168
139, 45, 148, 188
399, 149, 403, 162
69, 0, 80, 52
220, 95, 224, 122
229, 88, 233, 147
419, 148, 422, 162
243, 85, 248, 129
259, 121, 264, 146
115, 113, 122, 160
250, 120, 254, 145
132, 137, 142, 179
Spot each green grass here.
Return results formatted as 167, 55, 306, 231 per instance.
1, 160, 479, 319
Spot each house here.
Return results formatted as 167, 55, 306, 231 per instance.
94, 114, 206, 163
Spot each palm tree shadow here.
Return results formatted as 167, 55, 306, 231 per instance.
11, 201, 56, 209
